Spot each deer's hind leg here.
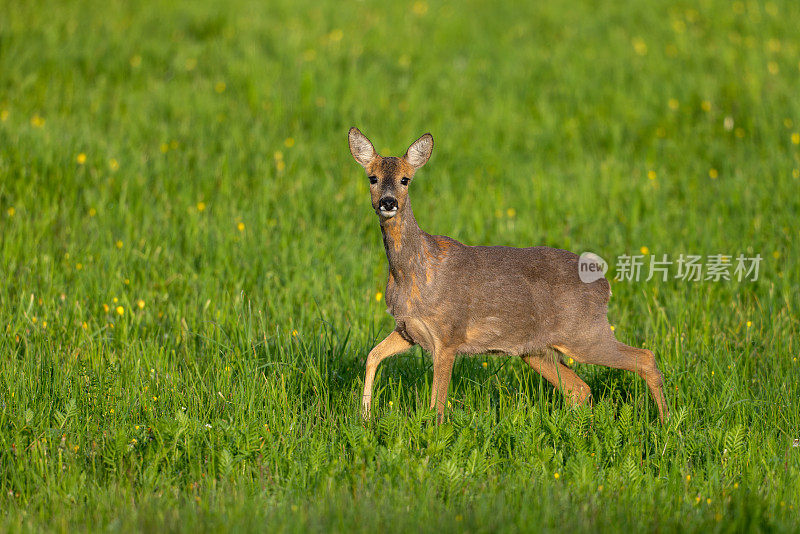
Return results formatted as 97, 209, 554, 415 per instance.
522, 350, 592, 405
552, 328, 669, 423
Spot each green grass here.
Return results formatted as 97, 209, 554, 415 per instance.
1, 0, 800, 531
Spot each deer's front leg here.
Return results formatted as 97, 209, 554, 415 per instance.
430, 347, 456, 424
362, 330, 412, 419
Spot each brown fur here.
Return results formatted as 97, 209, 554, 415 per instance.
349, 127, 669, 424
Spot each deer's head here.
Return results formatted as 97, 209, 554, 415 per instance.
348, 127, 433, 220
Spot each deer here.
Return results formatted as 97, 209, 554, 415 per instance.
349, 127, 669, 424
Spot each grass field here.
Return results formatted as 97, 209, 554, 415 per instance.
2, 0, 800, 531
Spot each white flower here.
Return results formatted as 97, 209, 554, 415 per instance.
723, 116, 734, 131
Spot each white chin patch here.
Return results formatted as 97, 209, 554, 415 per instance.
379, 208, 398, 218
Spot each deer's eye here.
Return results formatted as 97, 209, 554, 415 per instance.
368, 176, 378, 185
400, 177, 410, 186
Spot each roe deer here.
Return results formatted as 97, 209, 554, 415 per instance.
349, 127, 669, 424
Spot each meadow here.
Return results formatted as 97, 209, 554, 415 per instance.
1, 0, 799, 531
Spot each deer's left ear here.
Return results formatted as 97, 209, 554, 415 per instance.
404, 133, 434, 169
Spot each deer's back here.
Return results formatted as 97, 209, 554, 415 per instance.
390, 235, 611, 356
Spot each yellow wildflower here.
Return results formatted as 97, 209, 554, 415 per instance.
412, 1, 428, 15
767, 61, 779, 75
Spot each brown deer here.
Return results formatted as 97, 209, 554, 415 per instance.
349, 127, 669, 424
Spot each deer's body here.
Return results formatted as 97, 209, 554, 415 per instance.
384, 223, 610, 357
349, 128, 669, 424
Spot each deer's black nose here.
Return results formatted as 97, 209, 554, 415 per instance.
379, 197, 398, 211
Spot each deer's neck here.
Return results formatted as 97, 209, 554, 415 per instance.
380, 205, 426, 284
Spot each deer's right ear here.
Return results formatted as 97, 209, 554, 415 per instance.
349, 127, 377, 168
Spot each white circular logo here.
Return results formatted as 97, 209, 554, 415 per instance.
578, 252, 608, 283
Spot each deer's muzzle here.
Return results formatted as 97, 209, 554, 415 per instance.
378, 196, 398, 217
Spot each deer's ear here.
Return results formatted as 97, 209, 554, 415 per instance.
404, 133, 434, 169
348, 127, 377, 167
